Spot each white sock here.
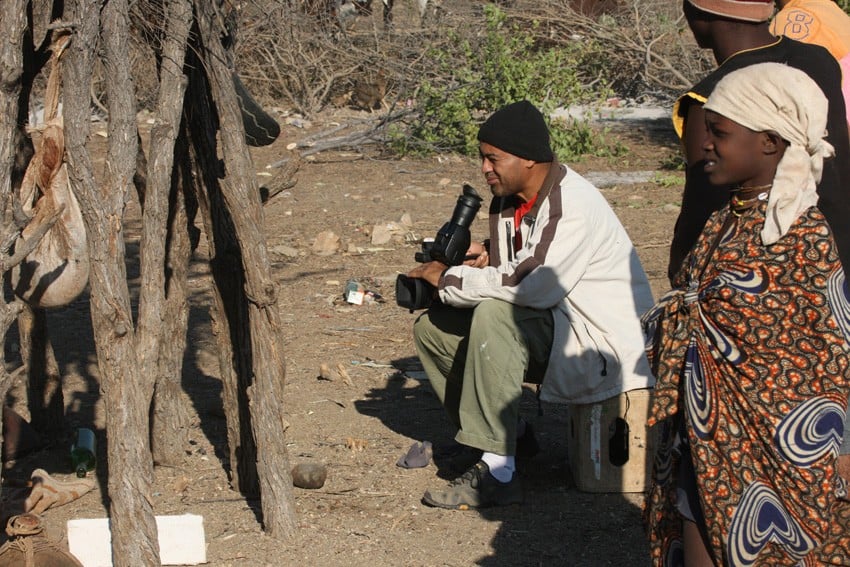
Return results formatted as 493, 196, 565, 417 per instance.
481, 452, 515, 483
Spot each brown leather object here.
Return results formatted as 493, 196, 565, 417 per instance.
0, 513, 83, 567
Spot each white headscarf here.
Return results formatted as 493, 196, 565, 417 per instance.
703, 62, 835, 244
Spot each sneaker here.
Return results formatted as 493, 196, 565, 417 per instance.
422, 460, 523, 510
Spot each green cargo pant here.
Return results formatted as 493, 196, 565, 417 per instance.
413, 298, 554, 456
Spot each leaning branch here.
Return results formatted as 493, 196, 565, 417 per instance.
267, 107, 417, 168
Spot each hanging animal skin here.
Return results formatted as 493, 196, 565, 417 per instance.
10, 33, 89, 309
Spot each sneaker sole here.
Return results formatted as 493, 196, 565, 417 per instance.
421, 490, 523, 510
421, 494, 475, 511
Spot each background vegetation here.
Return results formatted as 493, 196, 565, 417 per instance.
119, 0, 850, 159
209, 0, 711, 159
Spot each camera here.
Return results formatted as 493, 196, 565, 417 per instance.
396, 184, 484, 311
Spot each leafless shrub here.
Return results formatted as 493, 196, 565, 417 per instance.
229, 0, 712, 117
513, 0, 713, 98
118, 0, 708, 124
230, 0, 521, 116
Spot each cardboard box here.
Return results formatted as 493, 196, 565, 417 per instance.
67, 514, 206, 566
566, 388, 656, 493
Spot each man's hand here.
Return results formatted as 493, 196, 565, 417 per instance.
406, 242, 488, 287
464, 242, 489, 268
406, 261, 448, 288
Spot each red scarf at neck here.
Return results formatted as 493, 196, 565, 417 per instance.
514, 193, 538, 249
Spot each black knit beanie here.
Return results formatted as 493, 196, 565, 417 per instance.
477, 100, 554, 162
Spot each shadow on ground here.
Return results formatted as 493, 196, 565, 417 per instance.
354, 355, 651, 566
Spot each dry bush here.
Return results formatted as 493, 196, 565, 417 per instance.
231, 0, 494, 117
231, 0, 713, 117
104, 0, 712, 159
513, 0, 714, 98
67, 1, 714, 126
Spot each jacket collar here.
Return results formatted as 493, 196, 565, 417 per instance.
526, 159, 566, 222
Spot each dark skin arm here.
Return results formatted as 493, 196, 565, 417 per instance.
683, 102, 707, 174
406, 242, 489, 288
406, 261, 447, 288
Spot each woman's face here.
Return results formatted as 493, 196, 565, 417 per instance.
702, 110, 778, 188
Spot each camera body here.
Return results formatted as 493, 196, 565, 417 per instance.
396, 184, 483, 311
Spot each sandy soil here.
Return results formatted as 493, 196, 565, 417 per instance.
0, 104, 684, 566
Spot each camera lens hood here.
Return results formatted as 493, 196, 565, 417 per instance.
395, 274, 434, 311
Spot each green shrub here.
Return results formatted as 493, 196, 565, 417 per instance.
549, 115, 628, 161
389, 5, 618, 160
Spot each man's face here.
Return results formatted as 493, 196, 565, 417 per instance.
479, 142, 534, 199
683, 0, 712, 48
702, 110, 773, 187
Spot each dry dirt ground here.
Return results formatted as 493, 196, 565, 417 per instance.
0, 104, 684, 566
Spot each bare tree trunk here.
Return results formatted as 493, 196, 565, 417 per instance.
145, 0, 193, 467
0, 0, 26, 220
63, 0, 159, 564
101, 0, 162, 561
184, 55, 259, 497
0, 0, 30, 467
150, 173, 192, 466
193, 0, 297, 537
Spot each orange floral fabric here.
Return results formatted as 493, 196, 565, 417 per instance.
642, 202, 850, 566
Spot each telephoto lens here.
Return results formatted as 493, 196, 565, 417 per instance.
428, 184, 483, 265
395, 184, 483, 312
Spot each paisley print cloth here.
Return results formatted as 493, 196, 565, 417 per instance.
643, 200, 850, 566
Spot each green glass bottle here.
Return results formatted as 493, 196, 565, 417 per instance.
70, 427, 96, 478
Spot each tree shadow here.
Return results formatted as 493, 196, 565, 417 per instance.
182, 300, 227, 465
0, 286, 107, 519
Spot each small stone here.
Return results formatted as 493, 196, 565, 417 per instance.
270, 244, 299, 258
371, 222, 403, 245
291, 463, 327, 489
312, 231, 340, 256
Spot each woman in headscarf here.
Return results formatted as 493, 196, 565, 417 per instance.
643, 62, 850, 566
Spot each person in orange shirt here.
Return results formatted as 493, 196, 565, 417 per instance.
771, 0, 850, 59
771, 0, 850, 126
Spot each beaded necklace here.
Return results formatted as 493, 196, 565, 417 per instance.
730, 183, 771, 217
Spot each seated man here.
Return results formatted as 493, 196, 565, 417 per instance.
406, 100, 655, 510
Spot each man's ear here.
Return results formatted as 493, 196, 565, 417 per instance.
762, 131, 785, 155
